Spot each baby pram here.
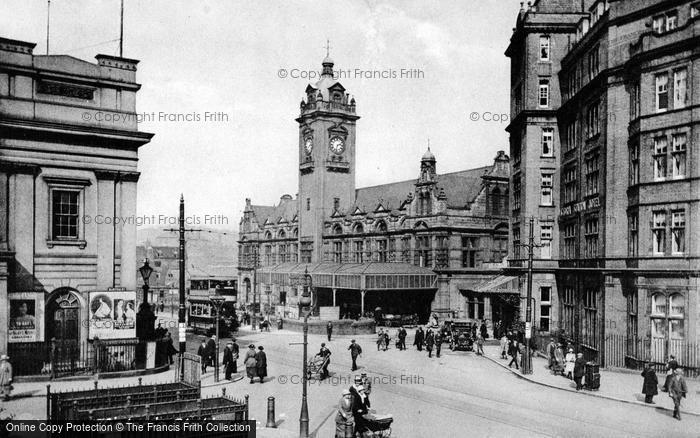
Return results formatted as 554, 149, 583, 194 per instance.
307, 354, 330, 379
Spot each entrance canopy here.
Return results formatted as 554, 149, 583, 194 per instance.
464, 274, 520, 295
257, 262, 437, 290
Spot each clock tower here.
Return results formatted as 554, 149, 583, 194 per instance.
296, 55, 359, 262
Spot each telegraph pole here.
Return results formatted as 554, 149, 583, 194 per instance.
523, 217, 535, 375
164, 195, 202, 381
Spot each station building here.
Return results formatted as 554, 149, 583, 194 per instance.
238, 55, 512, 330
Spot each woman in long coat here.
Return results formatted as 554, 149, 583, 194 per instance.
255, 346, 267, 383
335, 389, 355, 438
564, 348, 576, 379
244, 344, 257, 384
641, 363, 658, 404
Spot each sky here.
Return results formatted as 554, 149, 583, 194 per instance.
1, 0, 524, 229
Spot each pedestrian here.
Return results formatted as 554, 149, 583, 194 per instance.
0, 355, 12, 401
552, 343, 565, 375
641, 362, 658, 404
425, 330, 434, 358
155, 322, 167, 339
361, 372, 372, 397
564, 348, 576, 379
349, 376, 368, 434
508, 338, 520, 370
159, 300, 165, 313
662, 355, 679, 392
414, 327, 424, 352
348, 340, 362, 371
165, 333, 178, 365
197, 340, 208, 373
376, 329, 385, 351
255, 346, 267, 384
327, 321, 333, 341
500, 333, 508, 360
546, 338, 557, 369
383, 331, 390, 351
319, 343, 332, 380
244, 344, 257, 384
476, 333, 484, 355
223, 342, 234, 380
398, 326, 407, 350
668, 368, 687, 420
480, 320, 488, 340
206, 335, 217, 369
573, 353, 586, 390
435, 332, 442, 358
335, 389, 355, 438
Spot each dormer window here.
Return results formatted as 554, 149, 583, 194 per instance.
332, 93, 342, 102
653, 11, 677, 34
308, 93, 315, 103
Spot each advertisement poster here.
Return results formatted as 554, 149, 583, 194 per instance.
8, 293, 44, 343
89, 291, 137, 339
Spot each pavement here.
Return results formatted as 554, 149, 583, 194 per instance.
481, 344, 700, 417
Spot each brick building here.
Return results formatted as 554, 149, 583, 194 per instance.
506, 0, 700, 369
238, 55, 512, 329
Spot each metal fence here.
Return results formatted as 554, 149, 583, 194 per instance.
9, 339, 171, 378
605, 333, 700, 378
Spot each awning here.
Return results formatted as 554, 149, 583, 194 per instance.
257, 262, 437, 290
464, 275, 520, 294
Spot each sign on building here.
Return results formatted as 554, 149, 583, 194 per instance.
88, 291, 137, 339
8, 292, 44, 343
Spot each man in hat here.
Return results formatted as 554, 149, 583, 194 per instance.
255, 346, 267, 383
360, 372, 372, 399
398, 326, 407, 351
348, 340, 362, 371
197, 339, 209, 373
327, 321, 333, 342
573, 353, 586, 391
206, 334, 217, 369
669, 368, 688, 420
349, 376, 368, 434
223, 340, 239, 380
546, 338, 557, 369
318, 343, 332, 380
0, 355, 12, 401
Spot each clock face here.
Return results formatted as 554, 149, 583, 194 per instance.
329, 137, 345, 154
304, 138, 313, 154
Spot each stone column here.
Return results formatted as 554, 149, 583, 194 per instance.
360, 290, 366, 316
332, 288, 337, 307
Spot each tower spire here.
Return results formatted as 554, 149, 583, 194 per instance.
321, 39, 334, 77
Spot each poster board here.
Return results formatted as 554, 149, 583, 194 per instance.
88, 291, 137, 340
8, 292, 44, 343
319, 306, 340, 320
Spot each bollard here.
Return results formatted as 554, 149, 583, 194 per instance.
266, 396, 276, 428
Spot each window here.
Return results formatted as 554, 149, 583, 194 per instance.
629, 142, 639, 185
653, 11, 678, 33
651, 293, 686, 360
492, 235, 507, 263
333, 241, 343, 263
584, 217, 599, 258
466, 294, 484, 320
538, 79, 550, 107
630, 81, 640, 120
353, 240, 364, 263
540, 173, 553, 206
415, 235, 431, 267
264, 244, 272, 265
671, 210, 685, 254
512, 176, 521, 212
542, 128, 554, 157
655, 73, 668, 112
540, 286, 552, 332
290, 243, 298, 263
51, 190, 80, 240
564, 166, 577, 204
673, 69, 687, 109
377, 239, 388, 262
279, 243, 288, 263
462, 236, 479, 267
512, 228, 521, 259
539, 36, 550, 61
306, 198, 311, 211
562, 286, 575, 338
653, 136, 668, 180
333, 197, 340, 210
582, 288, 598, 348
588, 46, 599, 79
627, 292, 638, 354
565, 121, 577, 152
401, 236, 411, 263
584, 153, 599, 197
628, 213, 638, 257
692, 3, 700, 18
564, 222, 577, 259
586, 102, 599, 138
652, 211, 666, 255
671, 133, 686, 178
540, 225, 552, 259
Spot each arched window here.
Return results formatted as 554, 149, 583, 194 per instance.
669, 294, 684, 317
277, 229, 286, 239
264, 231, 273, 240
651, 293, 666, 315
375, 220, 387, 233
332, 224, 343, 235
491, 187, 502, 216
353, 222, 364, 234
292, 228, 298, 238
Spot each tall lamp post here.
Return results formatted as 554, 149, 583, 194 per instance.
299, 268, 312, 438
251, 245, 260, 330
209, 290, 226, 383
514, 217, 540, 375
136, 259, 155, 341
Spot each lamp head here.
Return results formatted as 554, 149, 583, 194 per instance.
139, 259, 154, 285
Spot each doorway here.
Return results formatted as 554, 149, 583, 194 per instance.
46, 289, 82, 375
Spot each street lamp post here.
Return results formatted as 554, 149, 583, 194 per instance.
136, 259, 155, 341
209, 289, 226, 383
299, 268, 312, 438
523, 217, 536, 375
251, 245, 260, 331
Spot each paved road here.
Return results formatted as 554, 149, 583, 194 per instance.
216, 329, 698, 438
